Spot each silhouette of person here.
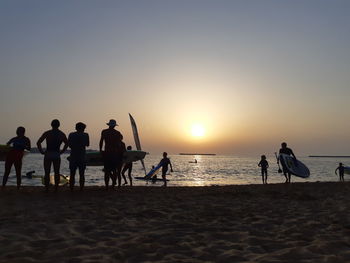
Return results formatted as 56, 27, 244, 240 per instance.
121, 145, 133, 186
2, 127, 31, 189
99, 119, 125, 190
68, 122, 89, 191
278, 142, 296, 183
335, 162, 345, 182
158, 152, 173, 187
37, 119, 68, 192
258, 155, 269, 184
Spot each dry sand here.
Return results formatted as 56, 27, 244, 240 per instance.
1, 182, 350, 263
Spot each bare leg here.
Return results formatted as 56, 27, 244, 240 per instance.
2, 160, 13, 187
14, 160, 22, 189
79, 166, 85, 191
128, 168, 133, 186
104, 171, 110, 190
44, 159, 52, 192
70, 168, 76, 191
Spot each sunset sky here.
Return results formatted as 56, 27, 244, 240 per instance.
1, 0, 350, 155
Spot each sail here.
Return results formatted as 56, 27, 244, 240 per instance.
129, 113, 147, 175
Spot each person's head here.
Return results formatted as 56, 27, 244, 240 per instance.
106, 119, 118, 128
339, 162, 343, 166
51, 119, 60, 129
75, 122, 86, 132
16, 126, 25, 136
127, 145, 132, 150
163, 152, 168, 158
281, 142, 287, 148
261, 155, 266, 160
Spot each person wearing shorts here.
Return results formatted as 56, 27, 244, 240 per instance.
121, 145, 133, 186
2, 126, 31, 189
68, 122, 89, 191
37, 119, 68, 192
158, 152, 173, 187
99, 119, 125, 190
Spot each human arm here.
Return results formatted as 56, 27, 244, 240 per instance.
169, 160, 173, 172
335, 167, 338, 175
86, 133, 90, 148
25, 137, 31, 151
36, 132, 46, 154
60, 133, 69, 154
99, 132, 104, 152
6, 138, 14, 146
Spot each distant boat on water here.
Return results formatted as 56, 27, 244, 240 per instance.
179, 153, 216, 156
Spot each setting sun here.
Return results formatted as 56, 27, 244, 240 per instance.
191, 124, 205, 137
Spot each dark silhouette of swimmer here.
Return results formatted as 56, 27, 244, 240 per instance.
258, 155, 269, 184
158, 152, 173, 187
2, 127, 31, 189
99, 119, 125, 190
121, 145, 133, 186
278, 142, 296, 183
335, 163, 345, 182
68, 122, 89, 191
37, 119, 68, 192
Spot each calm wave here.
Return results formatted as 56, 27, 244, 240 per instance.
0, 154, 347, 186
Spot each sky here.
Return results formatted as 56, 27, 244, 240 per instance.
1, 0, 350, 156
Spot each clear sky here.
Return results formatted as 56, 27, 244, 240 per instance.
1, 0, 350, 155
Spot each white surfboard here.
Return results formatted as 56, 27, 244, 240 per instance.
279, 153, 310, 178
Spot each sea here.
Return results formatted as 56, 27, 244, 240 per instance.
0, 154, 347, 187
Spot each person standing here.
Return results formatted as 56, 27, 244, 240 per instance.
278, 142, 296, 183
258, 155, 269, 184
99, 119, 125, 190
68, 122, 89, 191
335, 163, 345, 182
37, 119, 68, 192
158, 152, 173, 187
2, 127, 31, 189
121, 145, 133, 186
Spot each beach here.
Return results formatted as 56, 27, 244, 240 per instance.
1, 182, 350, 263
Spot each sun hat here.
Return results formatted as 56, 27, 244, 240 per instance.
106, 119, 118, 127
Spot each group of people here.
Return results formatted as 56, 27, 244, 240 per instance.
258, 142, 347, 184
2, 118, 157, 191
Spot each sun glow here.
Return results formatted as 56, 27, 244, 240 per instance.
191, 124, 205, 137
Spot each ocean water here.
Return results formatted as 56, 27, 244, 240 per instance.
0, 153, 347, 187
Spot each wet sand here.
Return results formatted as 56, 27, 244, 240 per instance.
1, 182, 350, 262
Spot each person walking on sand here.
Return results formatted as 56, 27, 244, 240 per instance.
2, 127, 31, 189
68, 122, 89, 191
258, 155, 269, 184
158, 152, 173, 187
99, 119, 125, 190
278, 142, 296, 183
121, 145, 133, 186
335, 163, 345, 182
37, 119, 68, 192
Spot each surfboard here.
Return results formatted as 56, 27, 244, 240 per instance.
84, 150, 147, 166
135, 176, 169, 182
40, 174, 70, 186
279, 153, 310, 178
344, 167, 350, 175
144, 163, 162, 179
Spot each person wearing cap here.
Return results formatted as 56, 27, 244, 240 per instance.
99, 119, 125, 190
37, 119, 68, 192
68, 122, 90, 191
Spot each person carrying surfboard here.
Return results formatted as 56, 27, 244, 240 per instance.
68, 122, 90, 191
158, 152, 173, 187
99, 119, 125, 190
278, 142, 296, 183
37, 119, 68, 192
2, 126, 31, 189
335, 163, 345, 182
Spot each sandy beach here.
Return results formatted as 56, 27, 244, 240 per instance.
1, 182, 350, 263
